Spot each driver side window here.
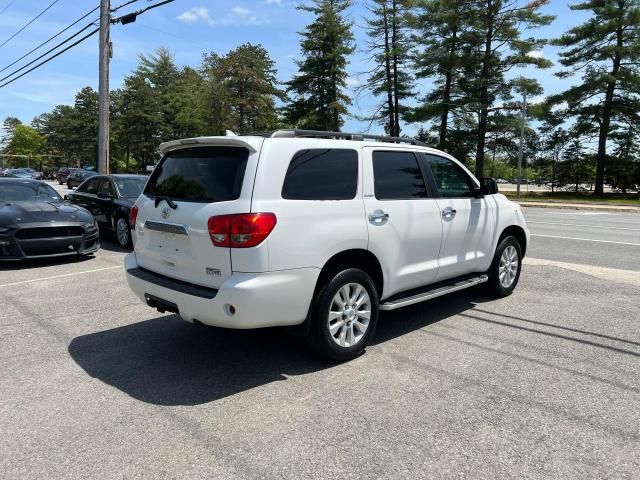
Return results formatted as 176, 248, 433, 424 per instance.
425, 155, 474, 198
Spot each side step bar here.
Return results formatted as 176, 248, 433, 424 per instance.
380, 275, 488, 311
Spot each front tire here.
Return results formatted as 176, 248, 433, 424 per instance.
486, 235, 522, 297
308, 268, 379, 362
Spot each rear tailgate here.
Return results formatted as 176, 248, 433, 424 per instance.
132, 137, 263, 288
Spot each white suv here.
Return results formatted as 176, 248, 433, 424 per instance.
125, 130, 529, 361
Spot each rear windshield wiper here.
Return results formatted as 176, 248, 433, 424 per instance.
154, 196, 178, 209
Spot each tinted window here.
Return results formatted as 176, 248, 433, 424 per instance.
281, 149, 358, 200
115, 177, 146, 199
98, 179, 115, 196
37, 184, 60, 200
0, 183, 57, 201
145, 147, 248, 203
373, 151, 427, 200
426, 155, 473, 198
80, 178, 101, 194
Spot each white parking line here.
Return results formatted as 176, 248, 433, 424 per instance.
0, 265, 123, 288
542, 211, 617, 216
530, 234, 640, 246
525, 257, 640, 286
528, 221, 640, 231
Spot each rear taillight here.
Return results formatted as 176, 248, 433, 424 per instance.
207, 213, 277, 248
130, 205, 139, 230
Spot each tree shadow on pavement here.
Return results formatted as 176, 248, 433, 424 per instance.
68, 289, 488, 406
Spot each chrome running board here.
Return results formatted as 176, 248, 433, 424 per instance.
380, 275, 488, 311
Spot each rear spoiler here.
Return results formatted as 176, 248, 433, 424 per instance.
159, 136, 262, 155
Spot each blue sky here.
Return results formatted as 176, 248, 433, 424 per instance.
0, 0, 589, 137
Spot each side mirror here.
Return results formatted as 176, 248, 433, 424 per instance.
97, 191, 112, 200
480, 177, 499, 195
63, 195, 68, 200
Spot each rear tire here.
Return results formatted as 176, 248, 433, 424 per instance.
486, 235, 522, 297
307, 268, 379, 362
115, 216, 132, 249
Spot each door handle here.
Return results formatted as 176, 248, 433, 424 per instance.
442, 207, 457, 218
369, 209, 389, 224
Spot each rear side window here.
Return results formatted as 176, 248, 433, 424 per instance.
281, 149, 358, 200
145, 147, 249, 203
373, 151, 427, 200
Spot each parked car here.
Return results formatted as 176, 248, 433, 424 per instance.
67, 174, 148, 248
0, 178, 99, 260
23, 168, 43, 180
67, 170, 97, 189
125, 130, 529, 361
56, 167, 81, 184
4, 168, 33, 179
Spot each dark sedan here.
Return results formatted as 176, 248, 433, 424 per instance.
66, 174, 147, 248
67, 170, 97, 189
0, 178, 99, 261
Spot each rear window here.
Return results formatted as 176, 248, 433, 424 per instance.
145, 147, 249, 203
281, 149, 358, 200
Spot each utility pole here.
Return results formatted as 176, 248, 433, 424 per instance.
516, 91, 527, 200
97, 0, 110, 175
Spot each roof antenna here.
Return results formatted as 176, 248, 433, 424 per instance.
225, 130, 237, 137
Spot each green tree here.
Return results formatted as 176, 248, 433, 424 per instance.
409, 0, 473, 148
74, 87, 99, 167
551, 0, 640, 194
219, 43, 284, 133
135, 47, 180, 141
6, 124, 46, 166
463, 0, 553, 178
361, 0, 414, 136
1, 116, 22, 150
286, 0, 355, 131
201, 52, 230, 136
112, 75, 161, 171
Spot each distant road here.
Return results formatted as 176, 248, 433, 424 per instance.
523, 207, 640, 271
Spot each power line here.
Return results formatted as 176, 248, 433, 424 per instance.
0, 27, 99, 89
0, 6, 99, 74
0, 0, 18, 16
0, 22, 98, 84
112, 0, 175, 24
0, 0, 63, 49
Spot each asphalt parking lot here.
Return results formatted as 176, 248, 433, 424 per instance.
1, 200, 639, 479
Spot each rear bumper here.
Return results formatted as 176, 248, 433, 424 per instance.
125, 253, 320, 329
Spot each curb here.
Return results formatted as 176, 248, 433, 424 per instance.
518, 202, 639, 213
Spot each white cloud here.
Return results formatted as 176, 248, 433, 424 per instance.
529, 50, 545, 59
177, 7, 214, 25
231, 6, 252, 15
265, 0, 283, 5
177, 6, 266, 26
345, 76, 362, 88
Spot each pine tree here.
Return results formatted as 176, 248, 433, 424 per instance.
551, 0, 640, 194
409, 0, 473, 149
463, 0, 553, 178
135, 47, 180, 141
361, 0, 413, 136
219, 44, 284, 133
285, 0, 355, 131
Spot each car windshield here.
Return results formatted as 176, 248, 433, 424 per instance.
115, 178, 146, 199
0, 183, 60, 202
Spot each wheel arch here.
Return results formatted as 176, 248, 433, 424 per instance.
288, 249, 384, 337
499, 225, 527, 257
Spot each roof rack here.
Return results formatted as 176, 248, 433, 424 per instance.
252, 129, 428, 147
